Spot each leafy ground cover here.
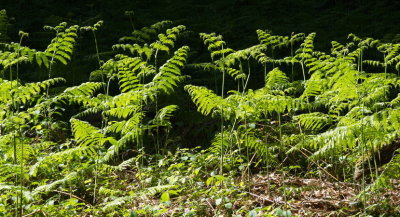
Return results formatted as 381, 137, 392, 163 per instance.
1, 8, 400, 216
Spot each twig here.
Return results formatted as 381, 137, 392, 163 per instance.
299, 148, 339, 182
205, 199, 216, 213
22, 210, 46, 217
243, 190, 297, 209
53, 190, 93, 206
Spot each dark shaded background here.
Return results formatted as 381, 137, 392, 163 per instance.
2, 0, 400, 50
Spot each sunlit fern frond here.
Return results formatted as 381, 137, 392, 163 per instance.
148, 46, 189, 95
119, 20, 173, 43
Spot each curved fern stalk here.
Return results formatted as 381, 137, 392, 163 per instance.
256, 30, 304, 83
348, 34, 379, 73
221, 44, 263, 66
376, 43, 400, 79
81, 21, 106, 95
384, 44, 400, 76
219, 45, 269, 92
200, 33, 235, 62
124, 10, 135, 31
0, 10, 8, 43
13, 31, 29, 82
289, 32, 305, 81
294, 32, 316, 82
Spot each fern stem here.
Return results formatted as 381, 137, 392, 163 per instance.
219, 46, 226, 175
92, 30, 106, 94
9, 65, 20, 217
127, 13, 134, 31
220, 71, 225, 175
19, 126, 23, 216
291, 33, 294, 81
271, 48, 275, 68
384, 53, 387, 79
154, 49, 160, 154
93, 153, 98, 204
243, 59, 251, 92
264, 63, 267, 86
300, 62, 306, 82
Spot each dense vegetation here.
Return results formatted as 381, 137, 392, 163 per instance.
1, 2, 400, 216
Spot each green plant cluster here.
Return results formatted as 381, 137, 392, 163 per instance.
1, 10, 400, 216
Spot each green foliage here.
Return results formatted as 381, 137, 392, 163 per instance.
1, 12, 400, 216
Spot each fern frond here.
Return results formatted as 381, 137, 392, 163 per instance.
120, 20, 173, 43
200, 33, 234, 60
44, 24, 79, 66
185, 85, 225, 116
71, 119, 116, 147
152, 105, 179, 127
265, 68, 290, 91
150, 25, 186, 53
114, 56, 146, 92
33, 171, 78, 195
295, 32, 316, 60
149, 46, 189, 94
104, 105, 141, 119
294, 112, 334, 131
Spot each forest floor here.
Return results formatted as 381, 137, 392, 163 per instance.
116, 168, 400, 216
145, 172, 400, 216
247, 174, 400, 216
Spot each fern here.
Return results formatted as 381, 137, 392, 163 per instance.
257, 29, 290, 50
200, 33, 235, 61
120, 20, 173, 43
150, 25, 186, 53
115, 56, 146, 92
294, 112, 334, 132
